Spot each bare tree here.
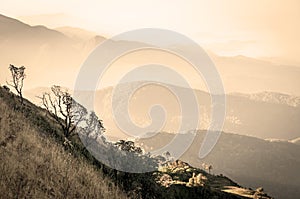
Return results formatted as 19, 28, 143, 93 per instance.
7, 64, 26, 104
39, 85, 106, 148
39, 85, 88, 138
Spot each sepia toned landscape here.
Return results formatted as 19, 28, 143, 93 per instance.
0, 1, 299, 199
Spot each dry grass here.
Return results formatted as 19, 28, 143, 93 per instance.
0, 98, 128, 199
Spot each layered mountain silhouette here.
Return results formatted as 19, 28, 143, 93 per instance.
53, 82, 298, 140
1, 14, 300, 95
0, 14, 108, 88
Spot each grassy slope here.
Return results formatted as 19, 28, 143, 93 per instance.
0, 87, 127, 199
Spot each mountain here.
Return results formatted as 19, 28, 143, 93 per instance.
52, 82, 299, 140
209, 53, 300, 95
232, 91, 300, 107
0, 86, 273, 198
137, 131, 300, 199
0, 14, 146, 89
1, 14, 300, 96
0, 14, 96, 88
17, 13, 74, 29
224, 91, 300, 139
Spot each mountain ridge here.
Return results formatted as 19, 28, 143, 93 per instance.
1, 13, 300, 95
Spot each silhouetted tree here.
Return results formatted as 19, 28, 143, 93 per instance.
39, 85, 87, 138
115, 140, 143, 154
39, 85, 106, 147
7, 64, 25, 104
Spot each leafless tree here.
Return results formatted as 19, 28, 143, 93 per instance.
39, 85, 106, 147
7, 64, 26, 104
39, 85, 88, 138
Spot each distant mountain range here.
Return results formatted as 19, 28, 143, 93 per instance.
232, 91, 300, 107
24, 83, 300, 141
43, 82, 298, 140
24, 82, 300, 141
0, 14, 101, 88
1, 13, 300, 95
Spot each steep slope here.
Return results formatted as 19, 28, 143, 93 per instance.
0, 87, 127, 198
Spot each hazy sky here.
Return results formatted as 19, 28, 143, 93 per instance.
1, 0, 300, 64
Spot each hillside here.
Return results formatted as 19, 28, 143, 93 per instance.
0, 86, 273, 198
138, 131, 300, 199
0, 86, 127, 198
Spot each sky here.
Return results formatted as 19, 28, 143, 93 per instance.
1, 0, 300, 64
